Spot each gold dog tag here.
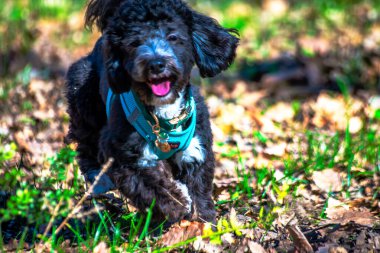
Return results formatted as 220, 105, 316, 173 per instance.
150, 113, 171, 153
155, 132, 171, 153
155, 140, 171, 153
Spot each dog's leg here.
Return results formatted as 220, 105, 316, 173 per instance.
112, 162, 192, 223
173, 87, 217, 223
98, 127, 192, 223
175, 135, 216, 223
66, 56, 114, 194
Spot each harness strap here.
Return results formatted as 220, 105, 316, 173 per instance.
105, 87, 196, 160
119, 91, 157, 142
106, 89, 115, 119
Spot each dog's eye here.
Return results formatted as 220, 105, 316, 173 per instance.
167, 34, 178, 42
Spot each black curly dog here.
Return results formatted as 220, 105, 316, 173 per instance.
66, 0, 238, 224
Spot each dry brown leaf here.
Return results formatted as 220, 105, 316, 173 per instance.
14, 131, 33, 153
216, 189, 231, 202
33, 242, 52, 253
29, 79, 55, 110
260, 118, 283, 135
316, 243, 338, 253
239, 90, 267, 109
298, 36, 330, 55
263, 102, 294, 123
214, 177, 238, 189
247, 241, 267, 253
33, 109, 56, 120
93, 242, 110, 253
221, 233, 236, 245
327, 208, 377, 227
286, 225, 313, 253
193, 236, 223, 253
312, 169, 343, 192
328, 246, 348, 253
231, 80, 249, 97
325, 198, 378, 226
311, 93, 347, 130
207, 96, 224, 117
263, 142, 287, 157
214, 103, 252, 134
158, 220, 204, 247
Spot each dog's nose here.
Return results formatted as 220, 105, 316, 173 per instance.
148, 59, 166, 74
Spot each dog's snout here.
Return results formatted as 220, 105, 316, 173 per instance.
148, 59, 166, 74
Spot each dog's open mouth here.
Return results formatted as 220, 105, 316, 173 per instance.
148, 77, 173, 97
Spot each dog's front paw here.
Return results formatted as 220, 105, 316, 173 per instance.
174, 181, 192, 213
162, 203, 190, 223
158, 181, 192, 223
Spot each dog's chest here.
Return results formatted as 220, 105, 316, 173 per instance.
153, 93, 184, 121
138, 92, 205, 168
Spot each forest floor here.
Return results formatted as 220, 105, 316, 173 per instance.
1, 1, 380, 252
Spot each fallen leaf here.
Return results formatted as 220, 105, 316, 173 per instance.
263, 102, 295, 123
158, 220, 204, 247
325, 198, 378, 226
239, 90, 267, 109
312, 169, 343, 192
263, 142, 287, 157
247, 241, 267, 253
93, 242, 109, 253
328, 246, 348, 253
327, 208, 377, 227
214, 103, 253, 134
311, 93, 347, 130
216, 189, 231, 202
193, 236, 223, 253
33, 109, 55, 120
298, 36, 330, 55
221, 232, 235, 245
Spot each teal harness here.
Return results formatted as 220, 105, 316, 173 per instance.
106, 87, 196, 160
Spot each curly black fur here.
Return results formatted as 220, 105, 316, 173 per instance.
66, 0, 239, 224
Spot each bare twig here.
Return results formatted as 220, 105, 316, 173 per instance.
163, 188, 186, 207
42, 162, 75, 238
286, 224, 314, 253
54, 158, 114, 235
42, 198, 64, 238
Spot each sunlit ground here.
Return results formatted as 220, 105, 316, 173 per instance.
0, 0, 379, 252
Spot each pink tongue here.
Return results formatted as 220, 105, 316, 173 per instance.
151, 81, 171, 96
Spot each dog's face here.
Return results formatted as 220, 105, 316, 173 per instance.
115, 18, 194, 105
86, 0, 239, 106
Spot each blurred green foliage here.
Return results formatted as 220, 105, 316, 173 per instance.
1, 0, 379, 55
0, 0, 87, 70
193, 0, 379, 57
0, 146, 79, 224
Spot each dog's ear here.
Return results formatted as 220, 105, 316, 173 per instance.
191, 11, 239, 78
85, 0, 122, 32
103, 42, 131, 94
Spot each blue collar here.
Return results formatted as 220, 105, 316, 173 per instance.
106, 87, 196, 160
